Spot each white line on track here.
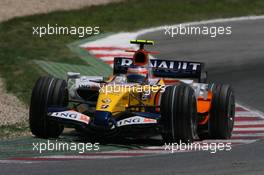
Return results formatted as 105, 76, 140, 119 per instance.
235, 121, 264, 125
235, 111, 262, 117
233, 127, 264, 131
88, 50, 134, 55
0, 160, 34, 164
232, 133, 264, 137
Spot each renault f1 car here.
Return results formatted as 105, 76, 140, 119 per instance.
29, 40, 235, 143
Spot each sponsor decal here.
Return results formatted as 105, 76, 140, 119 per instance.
102, 98, 111, 104
76, 76, 90, 87
120, 58, 201, 71
117, 116, 157, 127
101, 104, 109, 109
75, 76, 103, 88
141, 92, 151, 101
50, 111, 90, 124
143, 118, 157, 123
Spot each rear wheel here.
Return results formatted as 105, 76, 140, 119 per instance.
160, 84, 198, 143
29, 76, 68, 138
209, 84, 235, 139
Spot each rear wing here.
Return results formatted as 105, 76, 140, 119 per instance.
113, 57, 206, 82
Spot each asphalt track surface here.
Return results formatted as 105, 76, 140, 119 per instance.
1, 19, 264, 175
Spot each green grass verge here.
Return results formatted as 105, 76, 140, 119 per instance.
1, 0, 264, 104
0, 123, 29, 139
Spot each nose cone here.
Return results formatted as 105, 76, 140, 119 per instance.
93, 111, 114, 129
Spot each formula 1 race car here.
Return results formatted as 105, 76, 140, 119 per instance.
29, 40, 235, 143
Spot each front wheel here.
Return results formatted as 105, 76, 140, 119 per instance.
160, 84, 198, 143
29, 76, 68, 138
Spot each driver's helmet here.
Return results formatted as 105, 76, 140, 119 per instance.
127, 66, 148, 83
